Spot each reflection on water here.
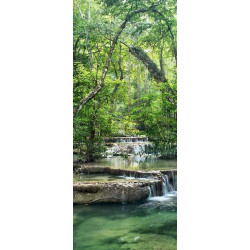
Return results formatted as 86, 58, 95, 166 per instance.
73, 173, 149, 183
85, 156, 177, 171
73, 193, 177, 250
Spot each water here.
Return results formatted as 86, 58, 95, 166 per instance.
162, 174, 175, 195
74, 138, 177, 249
73, 194, 177, 250
73, 173, 150, 183
84, 156, 177, 171
106, 141, 152, 156
73, 172, 177, 249
74, 138, 177, 171
105, 136, 148, 143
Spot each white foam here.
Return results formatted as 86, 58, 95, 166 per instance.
147, 191, 177, 201
147, 196, 172, 202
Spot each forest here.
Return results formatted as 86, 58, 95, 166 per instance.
73, 0, 177, 163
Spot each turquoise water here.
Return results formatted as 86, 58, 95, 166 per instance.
73, 194, 177, 250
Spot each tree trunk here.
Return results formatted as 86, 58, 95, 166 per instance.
88, 0, 91, 20
73, 36, 80, 61
128, 46, 176, 104
127, 52, 132, 113
76, 0, 93, 69
86, 110, 96, 162
129, 46, 166, 83
109, 44, 123, 130
160, 46, 165, 76
87, 0, 93, 69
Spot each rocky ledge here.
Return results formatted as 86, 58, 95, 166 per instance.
73, 181, 162, 204
74, 165, 176, 178
73, 165, 177, 204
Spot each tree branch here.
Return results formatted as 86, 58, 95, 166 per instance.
151, 9, 177, 63
73, 4, 161, 117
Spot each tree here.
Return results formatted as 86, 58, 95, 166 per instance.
73, 0, 177, 162
73, 0, 167, 117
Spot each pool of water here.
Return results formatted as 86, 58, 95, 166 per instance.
73, 173, 149, 183
73, 193, 177, 250
84, 156, 177, 171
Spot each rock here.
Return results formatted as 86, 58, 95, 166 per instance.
73, 167, 177, 204
73, 181, 158, 204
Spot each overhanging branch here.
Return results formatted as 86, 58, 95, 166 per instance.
73, 4, 161, 117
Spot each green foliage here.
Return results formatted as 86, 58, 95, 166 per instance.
73, 0, 177, 162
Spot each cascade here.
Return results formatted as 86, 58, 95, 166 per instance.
122, 171, 136, 179
148, 186, 152, 197
149, 173, 177, 199
162, 176, 168, 195
105, 136, 148, 143
171, 170, 177, 191
148, 183, 156, 197
148, 181, 163, 197
105, 136, 151, 157
162, 175, 174, 195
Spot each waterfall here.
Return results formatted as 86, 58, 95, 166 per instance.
133, 144, 144, 154
148, 181, 164, 197
162, 182, 167, 195
162, 177, 168, 195
148, 183, 157, 197
105, 136, 151, 158
171, 170, 177, 191
148, 186, 152, 197
162, 175, 174, 195
149, 173, 177, 199
105, 136, 148, 143
121, 171, 136, 179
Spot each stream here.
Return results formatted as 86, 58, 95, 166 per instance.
73, 137, 177, 249
84, 156, 177, 171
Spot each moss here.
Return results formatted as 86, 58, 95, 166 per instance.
129, 47, 167, 83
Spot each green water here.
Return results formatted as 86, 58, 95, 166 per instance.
74, 156, 177, 249
84, 157, 177, 171
73, 173, 149, 183
73, 195, 177, 250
